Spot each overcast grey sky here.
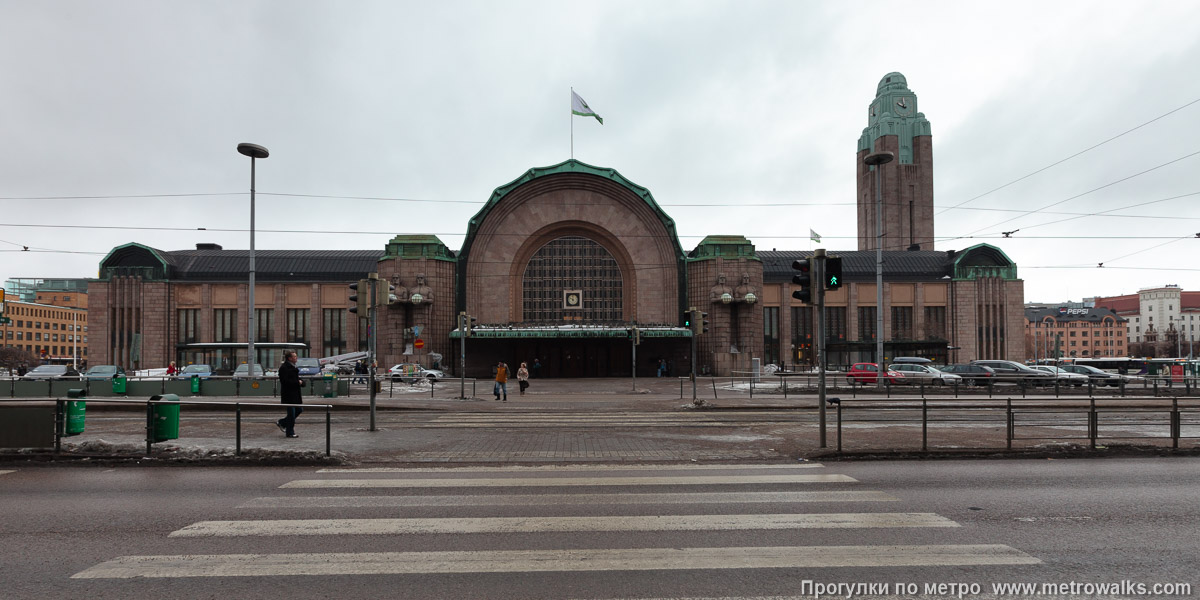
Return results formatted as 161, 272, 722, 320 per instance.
3, 0, 1199, 303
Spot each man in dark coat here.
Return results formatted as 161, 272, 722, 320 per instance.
276, 351, 303, 438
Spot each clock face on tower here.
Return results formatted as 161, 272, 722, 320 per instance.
894, 96, 915, 117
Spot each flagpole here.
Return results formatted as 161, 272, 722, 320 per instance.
570, 87, 574, 159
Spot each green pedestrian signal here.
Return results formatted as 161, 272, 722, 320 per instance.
824, 256, 843, 291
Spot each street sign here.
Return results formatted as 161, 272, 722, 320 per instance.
412, 325, 422, 338
0, 317, 10, 324
414, 338, 425, 349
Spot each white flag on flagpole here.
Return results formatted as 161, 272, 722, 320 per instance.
810, 229, 821, 243
571, 91, 604, 124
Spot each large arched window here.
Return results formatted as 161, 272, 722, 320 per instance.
522, 236, 622, 323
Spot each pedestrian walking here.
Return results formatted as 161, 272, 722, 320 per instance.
531, 358, 542, 379
494, 361, 509, 401
353, 360, 367, 384
517, 362, 530, 395
657, 358, 666, 378
276, 350, 304, 438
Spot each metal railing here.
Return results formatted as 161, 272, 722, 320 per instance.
0, 374, 348, 399
676, 373, 1182, 400
830, 396, 1200, 453
43, 397, 334, 457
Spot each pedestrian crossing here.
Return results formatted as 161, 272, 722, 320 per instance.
73, 462, 1040, 586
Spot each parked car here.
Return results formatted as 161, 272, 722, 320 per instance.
1058, 363, 1138, 387
176, 364, 214, 379
939, 364, 996, 386
846, 362, 904, 385
23, 365, 79, 379
388, 363, 445, 383
296, 357, 323, 378
1030, 365, 1088, 386
971, 360, 1054, 385
83, 365, 126, 381
890, 356, 934, 365
232, 363, 266, 378
889, 363, 962, 385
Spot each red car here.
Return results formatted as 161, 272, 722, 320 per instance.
846, 362, 905, 385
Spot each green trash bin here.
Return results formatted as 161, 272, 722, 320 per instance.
149, 394, 180, 442
112, 375, 127, 394
65, 389, 86, 436
190, 375, 201, 394
322, 373, 338, 398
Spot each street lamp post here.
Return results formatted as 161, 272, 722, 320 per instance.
864, 151, 894, 388
237, 143, 269, 370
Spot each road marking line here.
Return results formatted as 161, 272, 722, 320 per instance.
239, 490, 895, 508
72, 544, 1040, 578
281, 474, 855, 489
317, 463, 824, 473
170, 513, 954, 537
0, 470, 14, 476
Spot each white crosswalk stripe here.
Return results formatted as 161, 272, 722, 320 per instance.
73, 463, 1041, 582
0, 470, 15, 476
239, 490, 897, 508
74, 545, 1038, 578
280, 474, 856, 488
170, 512, 956, 537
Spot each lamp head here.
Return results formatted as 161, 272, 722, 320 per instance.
864, 151, 894, 166
237, 143, 270, 159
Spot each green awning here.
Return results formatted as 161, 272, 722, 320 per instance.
449, 326, 692, 339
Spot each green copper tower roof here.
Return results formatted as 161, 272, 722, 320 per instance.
858, 72, 932, 164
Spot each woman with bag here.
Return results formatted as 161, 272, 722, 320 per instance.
517, 362, 530, 396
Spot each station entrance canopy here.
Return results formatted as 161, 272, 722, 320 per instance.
448, 325, 692, 339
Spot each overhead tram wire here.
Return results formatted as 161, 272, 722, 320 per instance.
1, 221, 1193, 243
953, 149, 1200, 239
934, 95, 1200, 216
973, 190, 1200, 235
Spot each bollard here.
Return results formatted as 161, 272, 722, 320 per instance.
921, 397, 928, 451
235, 403, 242, 455
836, 401, 843, 453
1006, 398, 1013, 450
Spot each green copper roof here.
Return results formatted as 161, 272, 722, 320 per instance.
382, 235, 455, 261
858, 72, 932, 164
96, 242, 170, 281
688, 235, 760, 262
952, 243, 1019, 280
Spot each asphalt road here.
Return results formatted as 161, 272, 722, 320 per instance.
2, 458, 1197, 599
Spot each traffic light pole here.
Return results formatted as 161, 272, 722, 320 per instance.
368, 275, 378, 432
814, 249, 827, 448
631, 326, 637, 392
689, 307, 699, 405
459, 312, 467, 400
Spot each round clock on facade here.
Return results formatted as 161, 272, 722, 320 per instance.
894, 96, 915, 116
563, 290, 582, 309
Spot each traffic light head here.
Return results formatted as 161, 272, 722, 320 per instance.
699, 311, 709, 335
348, 279, 369, 314
824, 256, 843, 291
380, 282, 398, 306
792, 259, 813, 304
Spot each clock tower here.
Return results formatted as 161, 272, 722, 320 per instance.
857, 72, 934, 251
